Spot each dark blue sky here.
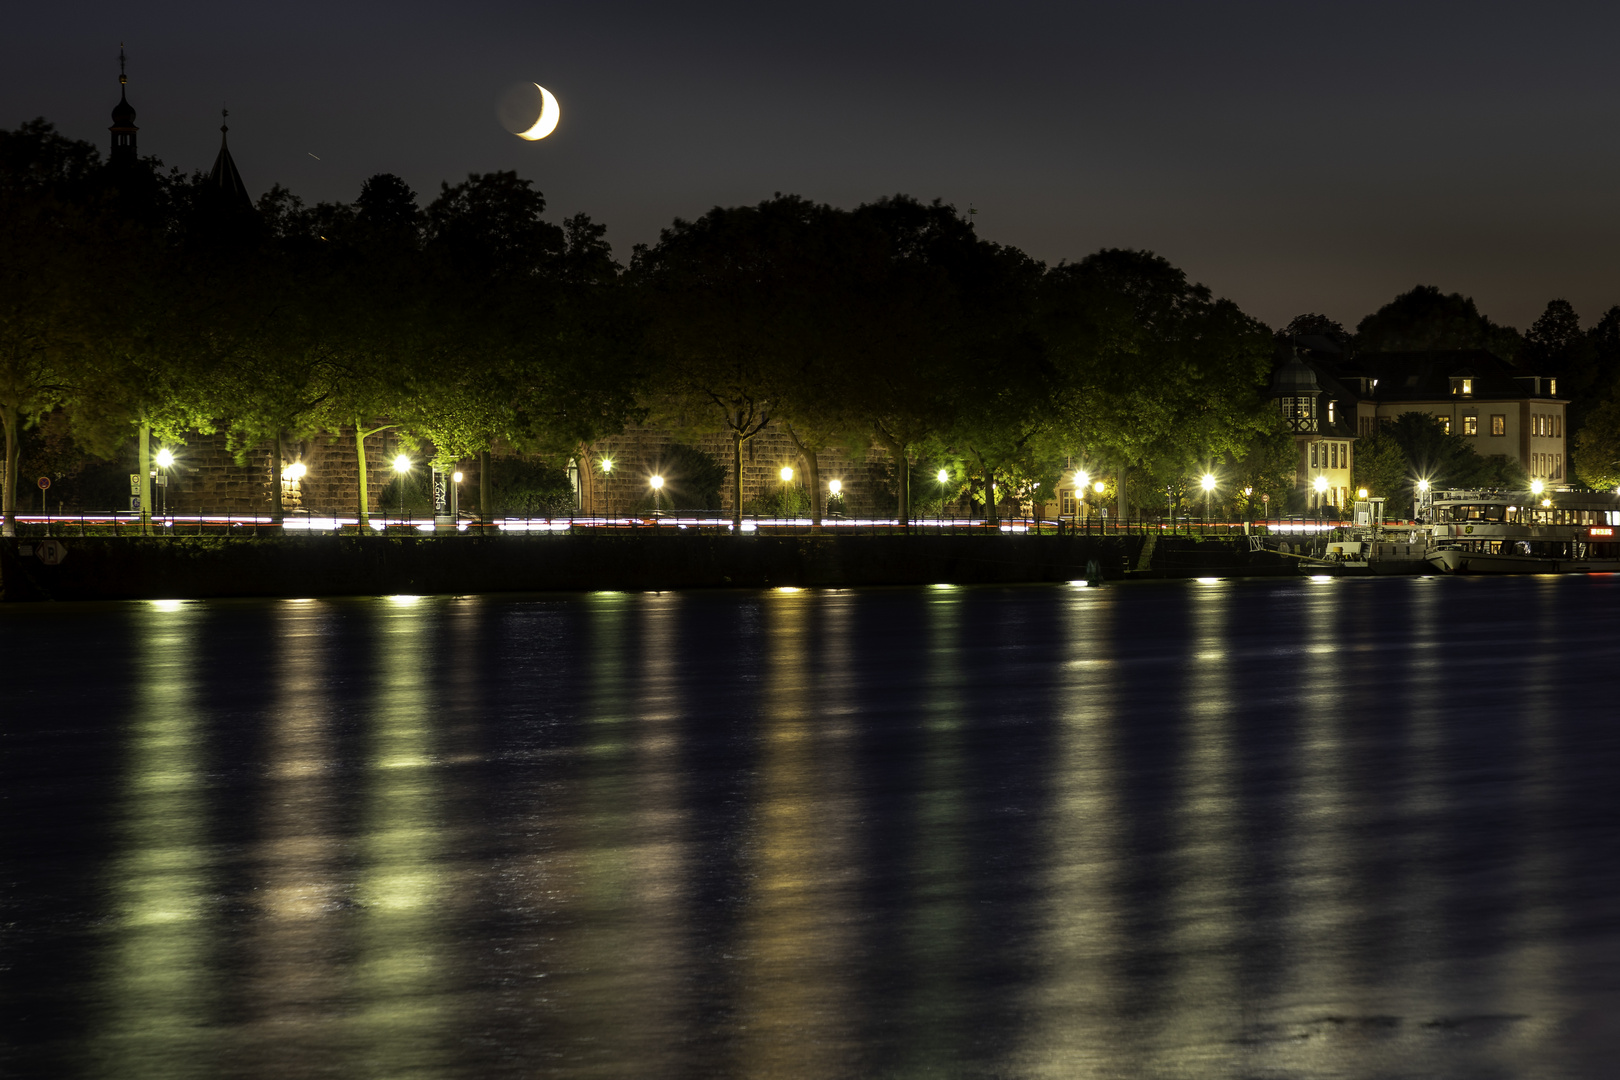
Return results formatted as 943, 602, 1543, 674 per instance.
9, 1, 1620, 331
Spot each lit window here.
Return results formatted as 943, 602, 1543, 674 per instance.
1463, 415, 1478, 435
1550, 378, 1558, 395
1311, 443, 1319, 467
1437, 415, 1451, 435
1556, 454, 1563, 479
1328, 400, 1336, 424
1491, 414, 1506, 436
1462, 378, 1473, 396
1556, 415, 1562, 438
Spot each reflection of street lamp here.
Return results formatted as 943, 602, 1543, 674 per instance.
650, 473, 664, 516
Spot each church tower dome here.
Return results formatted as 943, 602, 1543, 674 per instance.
109, 45, 138, 165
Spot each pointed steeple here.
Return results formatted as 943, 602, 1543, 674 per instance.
206, 108, 253, 214
109, 44, 138, 165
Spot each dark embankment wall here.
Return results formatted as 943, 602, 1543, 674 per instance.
0, 533, 1296, 601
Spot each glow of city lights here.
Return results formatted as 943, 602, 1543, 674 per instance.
828, 479, 842, 495
1201, 473, 1217, 492
393, 454, 410, 473
649, 475, 664, 489
155, 449, 175, 468
780, 466, 794, 482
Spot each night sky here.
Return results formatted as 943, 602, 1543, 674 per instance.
10, 1, 1620, 331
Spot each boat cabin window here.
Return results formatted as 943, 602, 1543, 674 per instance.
1446, 503, 1507, 522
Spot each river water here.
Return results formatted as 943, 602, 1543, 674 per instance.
4, 577, 1619, 1079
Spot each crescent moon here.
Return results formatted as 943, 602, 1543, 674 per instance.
518, 85, 560, 141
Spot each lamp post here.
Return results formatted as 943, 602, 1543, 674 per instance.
780, 465, 794, 521
452, 469, 463, 522
1094, 480, 1106, 532
936, 468, 949, 520
600, 457, 613, 518
155, 448, 175, 521
1075, 470, 1089, 532
1243, 485, 1253, 525
828, 478, 843, 519
1314, 474, 1329, 532
650, 473, 664, 517
393, 453, 411, 523
1201, 472, 1217, 529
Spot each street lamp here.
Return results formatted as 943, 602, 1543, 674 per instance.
936, 468, 950, 519
1201, 472, 1217, 526
1530, 478, 1545, 496
650, 473, 664, 517
393, 454, 410, 522
152, 448, 176, 519
1314, 474, 1329, 528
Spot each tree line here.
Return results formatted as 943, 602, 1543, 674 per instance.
8, 116, 1620, 535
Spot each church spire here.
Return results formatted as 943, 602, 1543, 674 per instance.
206, 107, 254, 214
109, 43, 138, 165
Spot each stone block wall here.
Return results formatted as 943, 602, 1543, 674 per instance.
162, 428, 438, 517
579, 426, 904, 518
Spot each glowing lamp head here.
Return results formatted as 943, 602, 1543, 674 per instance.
155, 449, 175, 468
1417, 478, 1430, 493
779, 466, 793, 482
452, 471, 463, 483
283, 461, 306, 481
392, 454, 411, 474
936, 469, 949, 484
1314, 475, 1329, 494
1201, 473, 1217, 492
1075, 470, 1089, 488
1530, 479, 1545, 495
1243, 486, 1253, 497
1357, 487, 1368, 499
600, 458, 613, 473
649, 475, 664, 490
828, 479, 842, 496
1094, 481, 1105, 494
1542, 498, 1553, 508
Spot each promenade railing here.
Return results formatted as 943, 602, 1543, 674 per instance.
3, 509, 1362, 540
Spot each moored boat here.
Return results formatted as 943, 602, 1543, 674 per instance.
1423, 487, 1620, 574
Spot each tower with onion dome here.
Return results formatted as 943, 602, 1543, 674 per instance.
109, 45, 138, 165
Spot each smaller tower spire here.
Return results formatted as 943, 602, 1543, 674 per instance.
109, 43, 138, 165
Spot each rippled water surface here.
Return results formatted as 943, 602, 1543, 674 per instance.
5, 577, 1620, 1078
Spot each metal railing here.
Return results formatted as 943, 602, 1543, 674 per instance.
0, 509, 1377, 540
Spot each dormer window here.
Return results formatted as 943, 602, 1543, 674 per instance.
1328, 400, 1336, 424
1452, 377, 1473, 397
1549, 378, 1557, 396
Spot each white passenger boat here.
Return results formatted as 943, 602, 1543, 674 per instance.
1424, 488, 1620, 574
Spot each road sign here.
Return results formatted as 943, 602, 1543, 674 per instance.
37, 476, 50, 490
130, 473, 140, 495
35, 539, 66, 566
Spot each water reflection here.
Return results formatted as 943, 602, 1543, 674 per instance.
5, 578, 1618, 1078
92, 600, 216, 1077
